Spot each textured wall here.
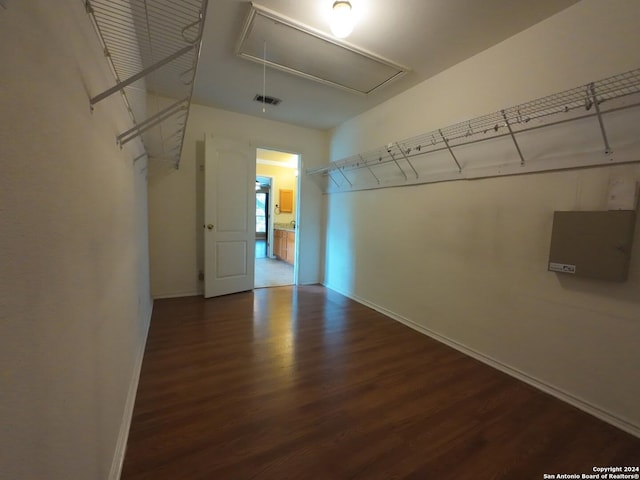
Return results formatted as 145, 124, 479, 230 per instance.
326, 0, 640, 434
0, 2, 152, 478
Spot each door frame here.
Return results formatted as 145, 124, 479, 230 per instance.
255, 146, 301, 285
255, 179, 271, 253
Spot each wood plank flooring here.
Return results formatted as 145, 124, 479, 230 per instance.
121, 286, 640, 479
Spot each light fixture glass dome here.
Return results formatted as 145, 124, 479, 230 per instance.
330, 1, 354, 38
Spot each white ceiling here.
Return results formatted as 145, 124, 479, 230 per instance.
190, 0, 580, 130
257, 148, 298, 167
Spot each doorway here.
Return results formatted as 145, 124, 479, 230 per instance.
254, 148, 299, 288
255, 177, 270, 259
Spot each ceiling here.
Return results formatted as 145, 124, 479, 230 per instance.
257, 148, 298, 167
189, 0, 581, 130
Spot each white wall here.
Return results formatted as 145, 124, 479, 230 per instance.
0, 2, 152, 479
256, 162, 298, 226
148, 103, 328, 297
326, 0, 640, 434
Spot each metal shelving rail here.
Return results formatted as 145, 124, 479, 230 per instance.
308, 68, 640, 193
85, 0, 208, 167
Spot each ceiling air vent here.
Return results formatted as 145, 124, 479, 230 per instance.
254, 94, 281, 106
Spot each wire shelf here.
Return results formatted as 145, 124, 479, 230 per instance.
308, 68, 640, 192
85, 0, 207, 167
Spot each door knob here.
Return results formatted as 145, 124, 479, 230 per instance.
207, 224, 214, 230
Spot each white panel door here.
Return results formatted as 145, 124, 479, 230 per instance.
204, 136, 256, 298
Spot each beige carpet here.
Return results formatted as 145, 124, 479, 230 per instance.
254, 257, 294, 288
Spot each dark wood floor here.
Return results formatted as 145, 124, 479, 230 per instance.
121, 286, 640, 480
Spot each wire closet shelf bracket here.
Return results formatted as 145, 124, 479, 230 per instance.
85, 0, 208, 168
307, 68, 640, 193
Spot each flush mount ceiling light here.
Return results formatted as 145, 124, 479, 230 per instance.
330, 1, 354, 38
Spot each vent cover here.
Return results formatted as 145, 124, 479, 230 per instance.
254, 94, 282, 106
237, 3, 409, 95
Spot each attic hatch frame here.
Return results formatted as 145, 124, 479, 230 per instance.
307, 68, 640, 193
236, 2, 409, 96
85, 0, 208, 168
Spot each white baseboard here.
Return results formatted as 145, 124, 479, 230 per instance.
323, 282, 640, 439
152, 291, 200, 299
108, 301, 153, 480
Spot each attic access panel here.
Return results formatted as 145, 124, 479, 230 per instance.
237, 3, 408, 95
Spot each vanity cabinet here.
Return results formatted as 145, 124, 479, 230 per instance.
274, 229, 285, 260
274, 229, 295, 265
286, 231, 295, 264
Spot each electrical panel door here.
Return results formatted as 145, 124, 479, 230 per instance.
548, 211, 636, 281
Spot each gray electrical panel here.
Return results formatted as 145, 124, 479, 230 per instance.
548, 211, 636, 281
